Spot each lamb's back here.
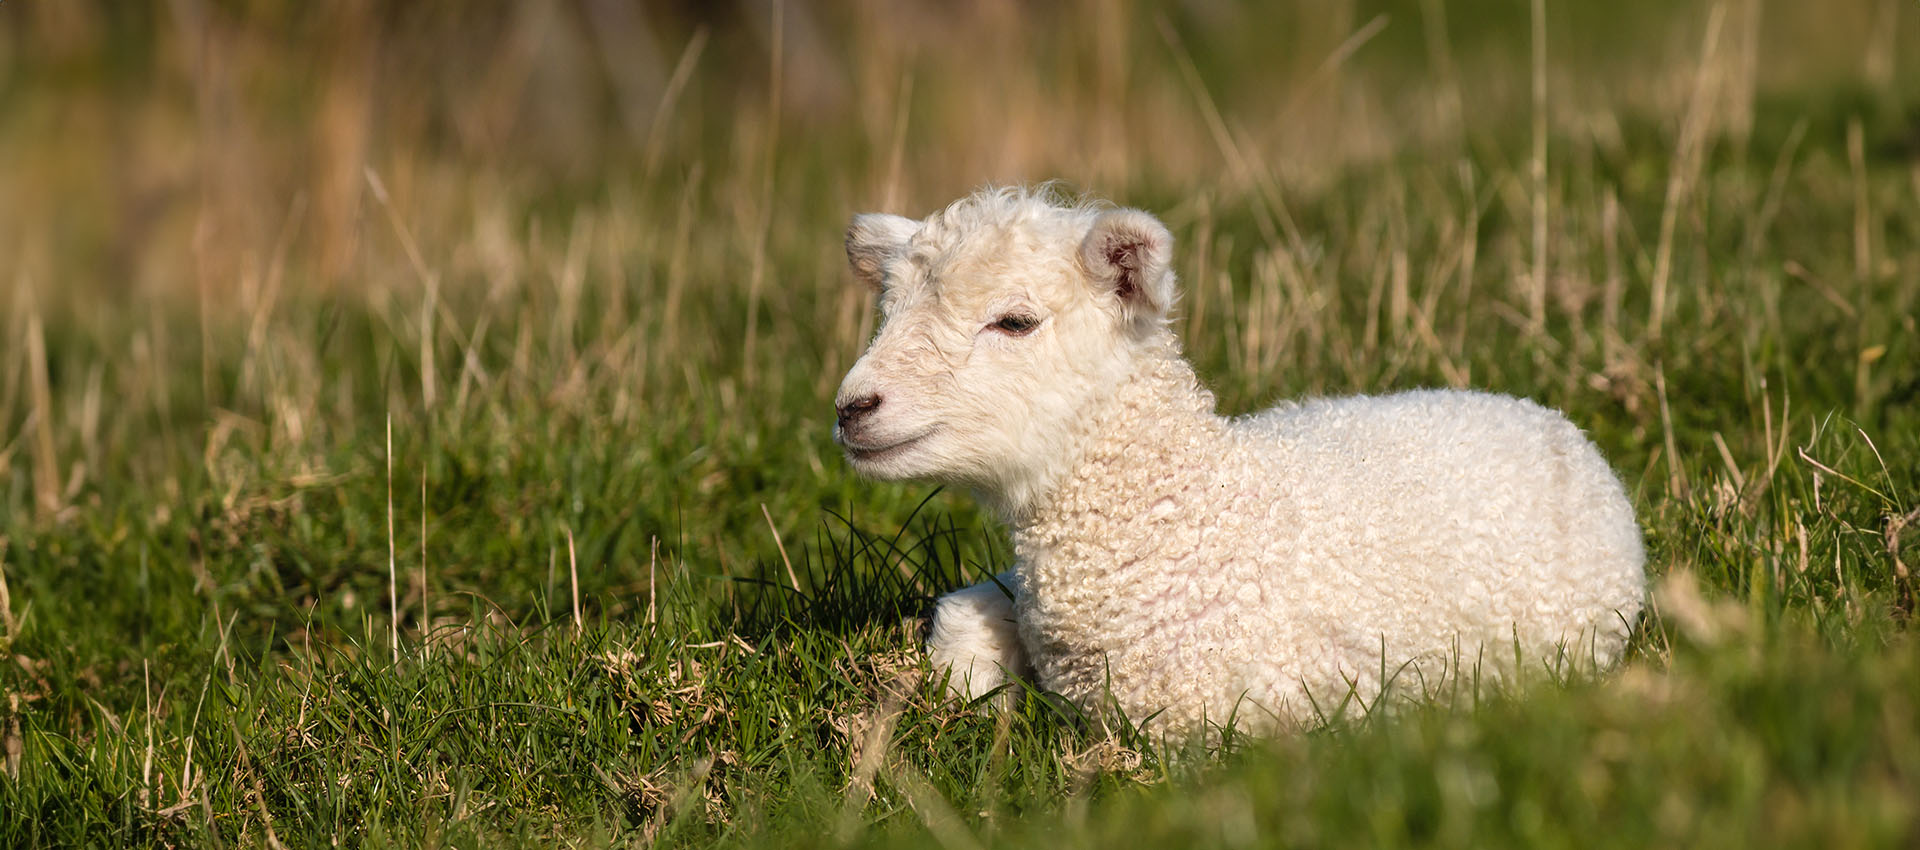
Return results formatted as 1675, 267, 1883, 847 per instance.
1223, 389, 1645, 709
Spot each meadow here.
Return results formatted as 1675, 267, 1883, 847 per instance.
2, 1, 1918, 846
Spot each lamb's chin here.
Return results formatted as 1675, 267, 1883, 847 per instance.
842, 431, 941, 479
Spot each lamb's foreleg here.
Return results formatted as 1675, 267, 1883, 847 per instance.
926, 572, 1029, 701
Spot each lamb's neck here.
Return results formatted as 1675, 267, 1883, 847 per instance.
1005, 350, 1222, 551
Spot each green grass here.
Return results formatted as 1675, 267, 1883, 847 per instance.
3, 1, 1919, 846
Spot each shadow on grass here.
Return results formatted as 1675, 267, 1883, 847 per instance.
732, 491, 998, 641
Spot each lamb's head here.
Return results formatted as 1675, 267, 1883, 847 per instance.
832, 188, 1178, 516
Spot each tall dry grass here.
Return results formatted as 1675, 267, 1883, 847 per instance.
0, 0, 1914, 569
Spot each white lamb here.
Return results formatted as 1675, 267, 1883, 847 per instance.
832, 186, 1646, 735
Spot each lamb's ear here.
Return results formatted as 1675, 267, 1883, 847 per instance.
845, 213, 919, 292
1079, 208, 1175, 321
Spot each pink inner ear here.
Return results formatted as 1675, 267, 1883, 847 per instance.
1102, 234, 1151, 303
1106, 241, 1139, 301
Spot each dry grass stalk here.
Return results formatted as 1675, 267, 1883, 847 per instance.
26, 296, 61, 522
421, 470, 431, 661
740, 0, 786, 391
0, 538, 14, 648
762, 503, 802, 593
567, 526, 582, 636
386, 414, 399, 664
1649, 4, 1727, 341
1529, 0, 1549, 336
3, 693, 19, 782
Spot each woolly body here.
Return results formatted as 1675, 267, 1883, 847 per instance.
835, 187, 1646, 734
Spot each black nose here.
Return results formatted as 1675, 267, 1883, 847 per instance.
836, 394, 882, 429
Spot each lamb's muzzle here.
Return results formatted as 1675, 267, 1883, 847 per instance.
834, 393, 883, 433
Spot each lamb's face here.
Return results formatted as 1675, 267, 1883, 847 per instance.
833, 190, 1175, 513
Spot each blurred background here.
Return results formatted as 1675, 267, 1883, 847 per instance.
4, 0, 1913, 304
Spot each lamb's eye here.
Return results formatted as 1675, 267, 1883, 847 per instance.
991, 314, 1040, 336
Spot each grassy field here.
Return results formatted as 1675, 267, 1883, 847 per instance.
2, 1, 1919, 846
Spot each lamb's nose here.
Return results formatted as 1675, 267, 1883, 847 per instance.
836, 394, 883, 430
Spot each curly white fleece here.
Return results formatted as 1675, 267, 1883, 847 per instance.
836, 187, 1646, 735
1008, 345, 1644, 732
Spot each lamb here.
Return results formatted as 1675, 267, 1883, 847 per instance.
831, 186, 1647, 735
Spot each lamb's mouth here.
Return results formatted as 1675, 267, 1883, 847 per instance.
842, 428, 937, 463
